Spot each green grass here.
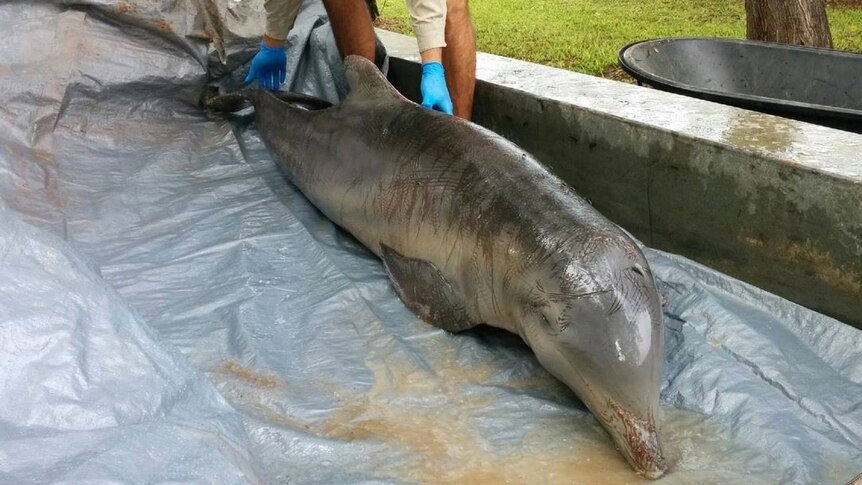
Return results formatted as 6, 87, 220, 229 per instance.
376, 0, 862, 77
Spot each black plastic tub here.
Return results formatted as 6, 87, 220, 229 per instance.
618, 37, 862, 133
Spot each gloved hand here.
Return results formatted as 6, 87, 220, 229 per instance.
420, 62, 453, 116
244, 40, 287, 91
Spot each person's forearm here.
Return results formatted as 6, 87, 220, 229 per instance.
321, 0, 377, 61
264, 0, 302, 41
262, 34, 285, 48
406, 0, 447, 52
420, 47, 442, 64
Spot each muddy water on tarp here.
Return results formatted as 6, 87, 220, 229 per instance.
211, 354, 779, 484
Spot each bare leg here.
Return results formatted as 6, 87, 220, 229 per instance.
442, 0, 476, 119
321, 0, 376, 61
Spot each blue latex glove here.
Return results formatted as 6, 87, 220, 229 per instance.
420, 62, 454, 116
244, 41, 287, 91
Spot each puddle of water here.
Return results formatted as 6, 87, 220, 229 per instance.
721, 111, 800, 156
211, 355, 781, 484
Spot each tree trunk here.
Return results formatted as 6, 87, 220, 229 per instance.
365, 0, 380, 21
745, 0, 833, 48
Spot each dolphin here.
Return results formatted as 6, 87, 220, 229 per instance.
206, 55, 668, 478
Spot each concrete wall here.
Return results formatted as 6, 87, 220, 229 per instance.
377, 30, 862, 329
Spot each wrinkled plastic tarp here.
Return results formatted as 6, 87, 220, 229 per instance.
0, 2, 860, 484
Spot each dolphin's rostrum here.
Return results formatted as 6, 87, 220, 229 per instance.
207, 55, 668, 478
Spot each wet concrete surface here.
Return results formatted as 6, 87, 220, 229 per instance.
377, 29, 862, 329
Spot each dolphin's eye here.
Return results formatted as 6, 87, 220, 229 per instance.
538, 312, 563, 336
630, 264, 647, 277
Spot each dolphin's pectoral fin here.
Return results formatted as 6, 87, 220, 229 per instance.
202, 90, 253, 115
380, 243, 477, 333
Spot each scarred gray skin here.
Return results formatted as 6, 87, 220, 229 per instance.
217, 55, 667, 478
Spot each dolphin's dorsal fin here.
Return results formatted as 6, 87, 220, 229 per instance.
344, 55, 407, 103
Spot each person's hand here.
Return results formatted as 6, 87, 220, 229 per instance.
420, 62, 453, 116
244, 39, 287, 91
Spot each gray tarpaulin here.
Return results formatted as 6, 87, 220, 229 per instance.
0, 1, 860, 484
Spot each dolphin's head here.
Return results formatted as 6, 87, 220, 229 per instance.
514, 233, 667, 478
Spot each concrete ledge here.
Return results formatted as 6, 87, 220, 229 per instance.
377, 29, 862, 328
